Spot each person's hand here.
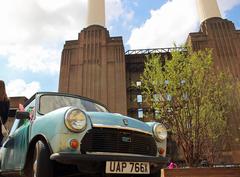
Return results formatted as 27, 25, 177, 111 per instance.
18, 104, 25, 112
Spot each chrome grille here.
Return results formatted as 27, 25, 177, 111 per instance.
81, 128, 157, 156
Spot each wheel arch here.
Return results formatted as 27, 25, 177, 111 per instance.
24, 134, 53, 170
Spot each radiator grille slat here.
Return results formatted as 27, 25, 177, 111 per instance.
81, 128, 157, 156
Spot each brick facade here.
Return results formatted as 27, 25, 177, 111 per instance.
59, 25, 127, 115
187, 17, 240, 78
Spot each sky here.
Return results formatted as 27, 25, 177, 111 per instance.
0, 0, 240, 98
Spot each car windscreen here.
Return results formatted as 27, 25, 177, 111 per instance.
39, 95, 108, 114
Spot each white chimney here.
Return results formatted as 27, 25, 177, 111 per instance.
87, 0, 105, 27
197, 0, 221, 23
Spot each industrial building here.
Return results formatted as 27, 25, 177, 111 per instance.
57, 0, 240, 163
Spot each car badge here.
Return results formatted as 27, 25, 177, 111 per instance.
123, 119, 128, 126
122, 136, 131, 143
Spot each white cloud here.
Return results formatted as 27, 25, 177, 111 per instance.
0, 0, 88, 45
0, 0, 130, 74
106, 0, 124, 23
106, 0, 134, 26
6, 79, 41, 98
0, 0, 88, 74
6, 45, 60, 74
128, 0, 199, 49
128, 0, 240, 49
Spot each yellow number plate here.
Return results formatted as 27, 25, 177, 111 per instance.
105, 161, 150, 174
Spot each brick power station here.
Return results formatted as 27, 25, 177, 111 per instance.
58, 0, 240, 163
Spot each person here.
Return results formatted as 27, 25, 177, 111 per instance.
0, 80, 9, 144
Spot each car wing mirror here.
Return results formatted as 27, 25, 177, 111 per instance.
15, 111, 30, 120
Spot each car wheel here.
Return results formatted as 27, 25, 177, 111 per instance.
25, 141, 54, 177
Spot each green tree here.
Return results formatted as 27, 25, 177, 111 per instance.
139, 48, 234, 166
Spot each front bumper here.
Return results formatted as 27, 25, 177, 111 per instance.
50, 153, 168, 166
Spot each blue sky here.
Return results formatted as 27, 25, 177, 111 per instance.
0, 0, 239, 98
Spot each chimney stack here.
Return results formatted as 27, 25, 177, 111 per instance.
197, 0, 221, 23
87, 0, 105, 27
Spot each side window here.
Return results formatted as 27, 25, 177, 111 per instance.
9, 99, 36, 135
9, 119, 21, 136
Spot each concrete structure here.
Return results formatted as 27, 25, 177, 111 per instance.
196, 0, 221, 23
87, 0, 105, 27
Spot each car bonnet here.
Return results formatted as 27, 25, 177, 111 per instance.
86, 112, 152, 135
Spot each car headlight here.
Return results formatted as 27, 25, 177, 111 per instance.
153, 123, 167, 141
65, 108, 87, 132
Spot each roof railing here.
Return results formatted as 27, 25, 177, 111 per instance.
125, 47, 187, 55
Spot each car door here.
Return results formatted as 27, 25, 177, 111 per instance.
1, 99, 35, 171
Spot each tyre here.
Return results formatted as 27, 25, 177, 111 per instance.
25, 141, 54, 177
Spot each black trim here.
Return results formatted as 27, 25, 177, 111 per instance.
50, 153, 167, 165
8, 108, 17, 117
39, 92, 109, 110
23, 94, 36, 107
0, 170, 21, 176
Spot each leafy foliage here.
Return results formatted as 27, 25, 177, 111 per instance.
140, 48, 235, 166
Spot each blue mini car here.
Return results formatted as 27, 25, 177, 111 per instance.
0, 92, 168, 177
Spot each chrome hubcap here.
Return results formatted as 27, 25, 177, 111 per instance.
33, 143, 39, 177
33, 159, 37, 177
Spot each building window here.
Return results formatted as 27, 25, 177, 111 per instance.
138, 108, 143, 119
136, 81, 141, 87
137, 95, 143, 103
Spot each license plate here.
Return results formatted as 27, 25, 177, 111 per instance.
105, 161, 150, 174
